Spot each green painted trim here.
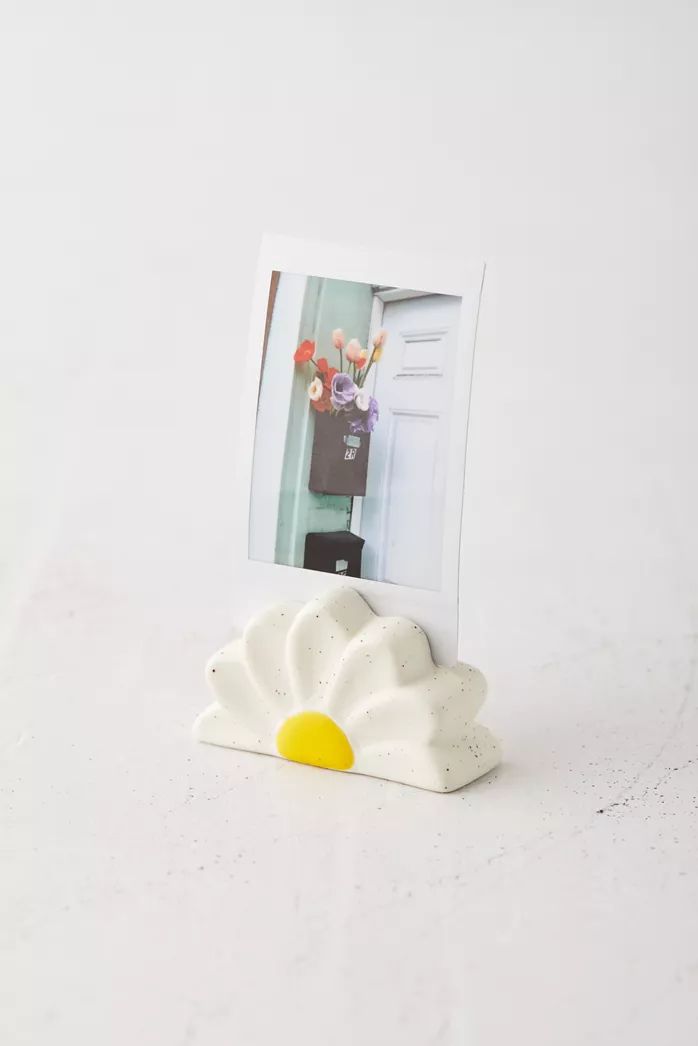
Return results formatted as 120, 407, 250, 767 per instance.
275, 277, 373, 567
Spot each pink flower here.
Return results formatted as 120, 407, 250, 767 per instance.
346, 338, 365, 364
332, 329, 345, 351
371, 329, 387, 361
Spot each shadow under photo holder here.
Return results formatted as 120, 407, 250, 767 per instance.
193, 587, 500, 793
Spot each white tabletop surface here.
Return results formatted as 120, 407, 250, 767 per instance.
3, 586, 697, 1046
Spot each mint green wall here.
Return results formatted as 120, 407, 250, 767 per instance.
275, 277, 374, 567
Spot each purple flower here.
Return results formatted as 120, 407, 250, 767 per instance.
348, 395, 379, 434
330, 372, 358, 410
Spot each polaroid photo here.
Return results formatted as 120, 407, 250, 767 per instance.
232, 235, 484, 666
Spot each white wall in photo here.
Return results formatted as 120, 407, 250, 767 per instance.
248, 272, 306, 564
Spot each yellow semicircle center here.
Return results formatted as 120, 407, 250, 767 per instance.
276, 711, 354, 771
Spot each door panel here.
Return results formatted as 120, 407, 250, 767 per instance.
359, 293, 461, 590
380, 410, 439, 588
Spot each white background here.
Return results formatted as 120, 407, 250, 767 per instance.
2, 4, 697, 1045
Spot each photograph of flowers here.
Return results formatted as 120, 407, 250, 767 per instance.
248, 270, 464, 591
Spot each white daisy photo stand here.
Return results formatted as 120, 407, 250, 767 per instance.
194, 587, 499, 793
193, 236, 501, 793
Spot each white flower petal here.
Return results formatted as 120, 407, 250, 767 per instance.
326, 616, 433, 721
344, 665, 486, 748
287, 588, 374, 705
203, 638, 274, 739
354, 724, 500, 792
243, 602, 300, 716
192, 703, 274, 755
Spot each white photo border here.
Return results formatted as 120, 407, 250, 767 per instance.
232, 234, 485, 666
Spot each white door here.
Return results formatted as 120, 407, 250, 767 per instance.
358, 293, 461, 590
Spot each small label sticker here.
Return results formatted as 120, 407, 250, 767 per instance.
344, 447, 357, 461
335, 559, 349, 575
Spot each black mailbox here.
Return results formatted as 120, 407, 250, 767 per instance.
303, 531, 365, 579
308, 412, 371, 496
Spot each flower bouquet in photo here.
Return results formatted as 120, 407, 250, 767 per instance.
293, 327, 386, 496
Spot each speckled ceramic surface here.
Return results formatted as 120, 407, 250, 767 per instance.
193, 587, 500, 792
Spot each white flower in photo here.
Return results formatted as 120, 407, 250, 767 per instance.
308, 376, 324, 401
355, 388, 370, 412
193, 588, 500, 793
332, 328, 345, 350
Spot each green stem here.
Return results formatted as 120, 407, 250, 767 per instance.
360, 348, 377, 387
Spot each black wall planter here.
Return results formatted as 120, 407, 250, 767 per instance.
304, 531, 365, 578
308, 412, 370, 496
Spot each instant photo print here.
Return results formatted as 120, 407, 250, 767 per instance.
193, 236, 501, 792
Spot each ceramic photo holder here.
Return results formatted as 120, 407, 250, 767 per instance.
196, 238, 499, 792
193, 587, 500, 793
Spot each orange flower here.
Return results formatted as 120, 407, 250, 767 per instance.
317, 357, 339, 388
294, 340, 315, 364
310, 385, 332, 412
354, 354, 367, 370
